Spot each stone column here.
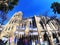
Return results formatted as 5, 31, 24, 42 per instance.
46, 24, 55, 45
25, 19, 29, 36
34, 15, 42, 45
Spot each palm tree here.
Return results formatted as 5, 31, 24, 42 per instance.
51, 2, 60, 14
0, 0, 18, 24
0, 0, 18, 12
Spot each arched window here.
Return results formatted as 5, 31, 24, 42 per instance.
44, 32, 48, 41
52, 33, 56, 38
58, 32, 60, 37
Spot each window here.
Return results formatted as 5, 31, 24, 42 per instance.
39, 21, 44, 29
11, 26, 14, 29
24, 23, 26, 27
58, 32, 60, 36
52, 33, 57, 38
44, 32, 48, 41
8, 27, 10, 30
32, 17, 37, 28
22, 23, 23, 28
12, 21, 14, 24
14, 14, 20, 18
29, 21, 32, 28
14, 20, 17, 23
30, 21, 31, 27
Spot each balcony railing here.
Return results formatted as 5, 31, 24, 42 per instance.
29, 28, 37, 31
16, 26, 26, 30
20, 27, 26, 30
29, 32, 38, 35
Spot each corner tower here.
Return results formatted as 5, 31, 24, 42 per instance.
1, 11, 23, 39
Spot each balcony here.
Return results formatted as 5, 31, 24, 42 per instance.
29, 27, 37, 31
29, 32, 38, 35
0, 28, 2, 31
20, 27, 26, 30
15, 31, 24, 35
16, 26, 26, 30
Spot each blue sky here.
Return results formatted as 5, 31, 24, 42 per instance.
4, 0, 60, 24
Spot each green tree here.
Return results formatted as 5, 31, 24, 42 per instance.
51, 2, 60, 14
0, 0, 18, 24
